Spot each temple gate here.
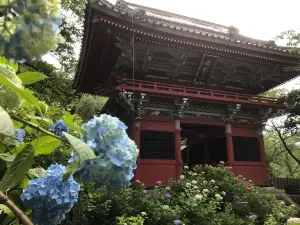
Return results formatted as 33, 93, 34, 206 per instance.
75, 0, 299, 186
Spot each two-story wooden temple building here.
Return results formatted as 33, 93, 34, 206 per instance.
75, 0, 299, 186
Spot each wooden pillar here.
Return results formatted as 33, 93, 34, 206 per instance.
133, 121, 140, 178
225, 124, 234, 166
175, 119, 182, 177
257, 128, 267, 168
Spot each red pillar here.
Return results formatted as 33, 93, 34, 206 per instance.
225, 124, 234, 166
257, 128, 268, 169
175, 119, 182, 177
133, 121, 140, 179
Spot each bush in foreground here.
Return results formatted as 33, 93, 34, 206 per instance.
65, 164, 297, 225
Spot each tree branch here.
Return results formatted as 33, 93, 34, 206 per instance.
10, 115, 66, 143
271, 120, 300, 165
0, 191, 33, 225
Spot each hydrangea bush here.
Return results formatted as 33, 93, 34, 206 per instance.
1, 0, 63, 61
65, 164, 297, 225
72, 115, 138, 190
21, 164, 80, 225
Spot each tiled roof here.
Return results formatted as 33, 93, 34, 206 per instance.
95, 0, 298, 55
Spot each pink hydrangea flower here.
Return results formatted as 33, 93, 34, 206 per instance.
165, 193, 172, 199
156, 181, 162, 185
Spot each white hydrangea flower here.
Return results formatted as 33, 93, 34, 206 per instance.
195, 194, 202, 201
186, 183, 191, 187
179, 175, 185, 179
222, 191, 226, 196
215, 194, 223, 201
165, 186, 170, 191
184, 166, 189, 169
211, 179, 215, 184
203, 189, 209, 193
192, 180, 197, 184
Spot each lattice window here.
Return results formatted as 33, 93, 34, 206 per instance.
140, 130, 175, 160
233, 137, 261, 162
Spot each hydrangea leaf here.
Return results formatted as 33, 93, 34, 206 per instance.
0, 144, 35, 192
0, 75, 42, 114
0, 204, 11, 214
0, 57, 18, 72
19, 177, 30, 189
62, 132, 96, 164
13, 120, 23, 129
18, 72, 48, 85
0, 153, 15, 162
0, 105, 14, 137
63, 161, 80, 182
0, 142, 6, 153
28, 167, 46, 179
31, 136, 61, 155
63, 111, 84, 134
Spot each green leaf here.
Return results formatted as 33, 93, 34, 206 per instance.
3, 137, 18, 147
0, 204, 11, 214
0, 75, 42, 114
63, 132, 96, 164
28, 167, 46, 179
31, 136, 61, 155
0, 57, 18, 72
0, 144, 35, 192
63, 161, 80, 182
63, 111, 84, 133
0, 142, 6, 153
0, 105, 14, 137
0, 153, 15, 162
12, 120, 23, 129
19, 176, 30, 188
18, 72, 48, 85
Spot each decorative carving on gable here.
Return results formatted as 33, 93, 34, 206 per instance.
169, 53, 186, 81
223, 104, 241, 122
194, 54, 219, 84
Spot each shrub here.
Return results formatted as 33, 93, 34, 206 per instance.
64, 164, 296, 225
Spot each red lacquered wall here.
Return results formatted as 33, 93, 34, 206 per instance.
231, 125, 269, 185
134, 116, 177, 186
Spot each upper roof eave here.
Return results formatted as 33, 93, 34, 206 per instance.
90, 0, 299, 58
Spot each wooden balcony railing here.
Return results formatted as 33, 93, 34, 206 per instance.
116, 78, 284, 108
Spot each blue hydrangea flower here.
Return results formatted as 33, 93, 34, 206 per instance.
21, 164, 80, 225
50, 119, 69, 137
249, 215, 257, 220
173, 220, 182, 225
15, 128, 26, 143
72, 114, 138, 191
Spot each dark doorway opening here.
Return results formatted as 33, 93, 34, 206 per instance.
181, 124, 227, 166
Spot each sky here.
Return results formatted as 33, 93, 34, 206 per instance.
45, 0, 300, 89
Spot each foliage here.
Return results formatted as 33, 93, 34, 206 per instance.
264, 130, 300, 179
73, 94, 108, 121
64, 165, 296, 225
0, 58, 138, 224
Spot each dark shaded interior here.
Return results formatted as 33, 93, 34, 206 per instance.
181, 124, 227, 166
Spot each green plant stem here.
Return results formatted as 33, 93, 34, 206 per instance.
0, 191, 33, 225
10, 115, 66, 142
